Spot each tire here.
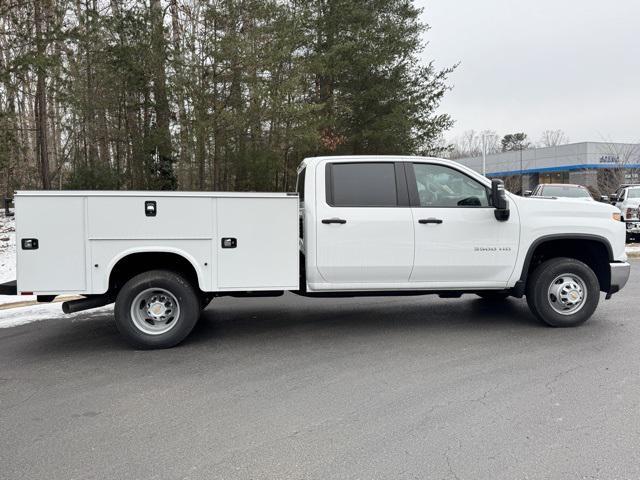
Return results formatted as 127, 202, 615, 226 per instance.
114, 270, 200, 349
476, 291, 510, 301
525, 257, 599, 327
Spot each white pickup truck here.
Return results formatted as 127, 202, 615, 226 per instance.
0, 156, 630, 348
610, 184, 640, 242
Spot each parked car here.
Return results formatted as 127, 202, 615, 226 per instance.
526, 183, 594, 200
0, 156, 630, 349
611, 184, 640, 242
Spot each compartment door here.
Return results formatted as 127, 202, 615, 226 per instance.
16, 196, 87, 293
216, 198, 298, 290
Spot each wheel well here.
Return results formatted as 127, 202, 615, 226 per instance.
108, 252, 201, 294
522, 238, 611, 291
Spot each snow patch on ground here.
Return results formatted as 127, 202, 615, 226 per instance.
0, 301, 113, 329
0, 212, 16, 283
627, 244, 640, 256
0, 212, 35, 307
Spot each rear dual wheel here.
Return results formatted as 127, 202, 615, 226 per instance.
526, 257, 599, 327
114, 270, 200, 349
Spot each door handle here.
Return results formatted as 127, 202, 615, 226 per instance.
322, 218, 347, 224
418, 218, 443, 224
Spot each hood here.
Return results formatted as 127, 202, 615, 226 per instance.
509, 192, 627, 263
512, 194, 618, 218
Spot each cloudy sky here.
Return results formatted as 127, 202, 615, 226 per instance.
417, 0, 640, 145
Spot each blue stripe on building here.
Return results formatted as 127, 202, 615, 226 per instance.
486, 163, 640, 177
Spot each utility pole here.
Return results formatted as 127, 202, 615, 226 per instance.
520, 147, 524, 194
481, 133, 486, 176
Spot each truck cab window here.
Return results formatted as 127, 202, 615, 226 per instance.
412, 163, 489, 207
327, 162, 398, 207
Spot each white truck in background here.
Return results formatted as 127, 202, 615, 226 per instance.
0, 156, 631, 349
610, 184, 640, 242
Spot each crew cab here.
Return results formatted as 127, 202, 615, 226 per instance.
611, 184, 640, 242
0, 156, 630, 348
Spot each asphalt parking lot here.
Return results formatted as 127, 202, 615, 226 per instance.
1, 261, 639, 480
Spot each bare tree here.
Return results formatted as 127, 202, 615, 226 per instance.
539, 129, 569, 147
448, 129, 499, 159
504, 176, 522, 194
447, 130, 478, 159
597, 140, 640, 195
481, 130, 500, 155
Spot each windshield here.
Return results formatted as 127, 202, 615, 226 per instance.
627, 188, 640, 199
541, 185, 591, 198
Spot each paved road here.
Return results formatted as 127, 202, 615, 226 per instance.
1, 263, 639, 480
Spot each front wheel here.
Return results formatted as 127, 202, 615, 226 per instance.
525, 257, 599, 327
114, 270, 201, 349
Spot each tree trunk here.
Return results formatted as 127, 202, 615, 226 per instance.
150, 0, 175, 190
34, 0, 51, 189
169, 0, 191, 189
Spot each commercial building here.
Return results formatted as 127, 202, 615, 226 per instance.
457, 142, 640, 194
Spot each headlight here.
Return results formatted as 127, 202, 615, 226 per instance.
612, 212, 621, 221
625, 208, 638, 220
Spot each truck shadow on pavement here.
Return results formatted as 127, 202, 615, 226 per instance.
186, 294, 544, 346
10, 294, 584, 357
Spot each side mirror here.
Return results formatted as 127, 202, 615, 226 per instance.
491, 179, 510, 221
610, 193, 618, 203
524, 190, 532, 197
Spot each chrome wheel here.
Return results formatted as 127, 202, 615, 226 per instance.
547, 273, 587, 315
130, 288, 181, 335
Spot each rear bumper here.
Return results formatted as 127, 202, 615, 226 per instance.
0, 280, 17, 296
608, 262, 631, 295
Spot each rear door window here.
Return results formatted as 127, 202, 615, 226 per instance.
326, 162, 398, 207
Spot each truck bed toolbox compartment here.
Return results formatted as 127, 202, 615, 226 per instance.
15, 192, 299, 294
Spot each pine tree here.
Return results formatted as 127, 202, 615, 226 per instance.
303, 0, 454, 155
